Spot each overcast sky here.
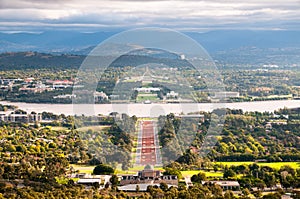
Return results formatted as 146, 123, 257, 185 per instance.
1, 0, 300, 32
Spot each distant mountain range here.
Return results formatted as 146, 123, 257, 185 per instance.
0, 30, 300, 68
187, 30, 300, 53
0, 31, 117, 54
0, 30, 299, 54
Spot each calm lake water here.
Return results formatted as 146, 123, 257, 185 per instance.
1, 100, 300, 117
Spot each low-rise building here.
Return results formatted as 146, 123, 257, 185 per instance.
77, 178, 101, 186
166, 91, 179, 99
202, 181, 240, 191
118, 183, 177, 192
49, 80, 74, 89
213, 92, 240, 99
120, 166, 178, 186
252, 87, 273, 93
53, 94, 76, 99
94, 91, 108, 102
0, 110, 42, 123
19, 82, 54, 93
134, 87, 161, 93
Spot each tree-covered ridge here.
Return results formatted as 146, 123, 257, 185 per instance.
0, 52, 84, 70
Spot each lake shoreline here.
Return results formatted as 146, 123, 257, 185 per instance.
1, 100, 299, 117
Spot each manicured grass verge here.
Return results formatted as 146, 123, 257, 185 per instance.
216, 162, 300, 170
181, 170, 223, 178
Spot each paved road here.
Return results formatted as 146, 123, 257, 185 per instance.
135, 120, 162, 166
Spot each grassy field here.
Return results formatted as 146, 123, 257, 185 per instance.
76, 125, 110, 132
71, 164, 164, 175
181, 170, 224, 178
70, 162, 299, 179
71, 164, 95, 174
216, 162, 300, 170
128, 165, 164, 172
174, 162, 300, 178
116, 170, 137, 175
48, 126, 69, 131
136, 95, 159, 102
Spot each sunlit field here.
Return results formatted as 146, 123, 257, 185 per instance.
71, 162, 299, 177
181, 171, 224, 178
216, 162, 300, 170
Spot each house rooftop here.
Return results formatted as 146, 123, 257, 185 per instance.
77, 178, 101, 184
118, 183, 177, 192
202, 181, 240, 187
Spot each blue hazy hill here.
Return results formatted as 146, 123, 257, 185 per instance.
0, 30, 299, 54
0, 31, 117, 53
186, 30, 300, 52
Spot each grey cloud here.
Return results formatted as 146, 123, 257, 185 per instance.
0, 0, 68, 9
0, 0, 300, 31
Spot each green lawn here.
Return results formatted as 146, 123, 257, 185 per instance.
181, 162, 300, 178
127, 165, 164, 172
181, 170, 223, 178
116, 170, 137, 175
71, 162, 299, 179
71, 164, 95, 174
48, 126, 69, 131
76, 125, 110, 132
136, 93, 160, 102
70, 164, 164, 175
137, 118, 158, 121
216, 162, 300, 170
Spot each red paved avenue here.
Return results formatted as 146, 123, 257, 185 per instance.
140, 121, 157, 165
